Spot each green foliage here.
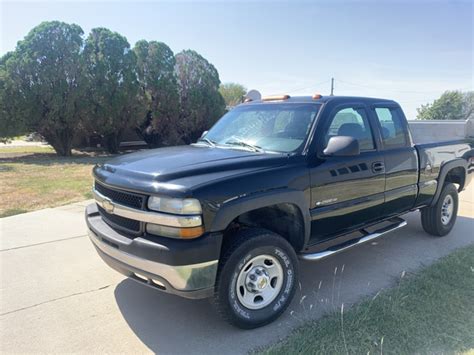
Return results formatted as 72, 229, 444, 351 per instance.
1, 22, 230, 152
83, 28, 145, 153
133, 40, 180, 147
219, 82, 247, 107
3, 21, 87, 156
175, 50, 226, 144
417, 90, 474, 120
462, 91, 474, 119
0, 52, 25, 142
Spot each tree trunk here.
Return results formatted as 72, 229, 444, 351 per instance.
52, 141, 73, 156
42, 130, 73, 156
136, 110, 163, 148
103, 132, 121, 154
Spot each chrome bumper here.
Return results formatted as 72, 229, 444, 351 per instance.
88, 227, 218, 295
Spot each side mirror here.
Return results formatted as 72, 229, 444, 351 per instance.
323, 136, 360, 157
201, 130, 208, 138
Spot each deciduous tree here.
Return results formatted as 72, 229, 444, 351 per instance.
417, 91, 474, 120
219, 82, 246, 108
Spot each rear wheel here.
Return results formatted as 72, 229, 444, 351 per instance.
213, 228, 298, 329
421, 183, 458, 237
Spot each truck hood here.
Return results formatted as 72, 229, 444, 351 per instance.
94, 145, 289, 193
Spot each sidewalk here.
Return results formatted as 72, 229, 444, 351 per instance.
0, 200, 92, 251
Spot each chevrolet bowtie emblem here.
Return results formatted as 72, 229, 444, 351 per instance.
101, 198, 115, 213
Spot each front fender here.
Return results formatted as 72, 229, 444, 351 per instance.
209, 188, 311, 247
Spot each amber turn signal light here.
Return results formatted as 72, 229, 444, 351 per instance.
262, 94, 290, 101
179, 226, 205, 239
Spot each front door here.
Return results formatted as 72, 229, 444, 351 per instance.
309, 104, 385, 244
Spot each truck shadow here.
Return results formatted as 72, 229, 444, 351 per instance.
113, 212, 474, 354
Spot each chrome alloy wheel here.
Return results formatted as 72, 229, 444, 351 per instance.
441, 194, 454, 225
236, 254, 284, 310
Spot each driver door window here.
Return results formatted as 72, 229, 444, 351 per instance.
324, 107, 375, 151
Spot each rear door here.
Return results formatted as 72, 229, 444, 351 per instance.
308, 103, 386, 243
370, 105, 418, 216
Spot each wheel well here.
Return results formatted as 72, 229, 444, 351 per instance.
444, 166, 466, 192
224, 203, 305, 252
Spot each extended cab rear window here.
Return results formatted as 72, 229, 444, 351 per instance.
374, 107, 408, 148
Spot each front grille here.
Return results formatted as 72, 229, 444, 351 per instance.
98, 205, 141, 234
95, 182, 145, 209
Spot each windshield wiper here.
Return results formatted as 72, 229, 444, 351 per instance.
196, 137, 216, 147
224, 138, 264, 152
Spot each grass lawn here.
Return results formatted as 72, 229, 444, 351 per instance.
260, 244, 474, 355
0, 145, 55, 154
0, 146, 113, 217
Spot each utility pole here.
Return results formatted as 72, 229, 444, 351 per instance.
330, 77, 335, 96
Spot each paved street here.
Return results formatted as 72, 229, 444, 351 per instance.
1, 185, 473, 354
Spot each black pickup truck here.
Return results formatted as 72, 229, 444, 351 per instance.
86, 95, 473, 328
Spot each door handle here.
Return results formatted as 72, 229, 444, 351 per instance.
372, 161, 385, 173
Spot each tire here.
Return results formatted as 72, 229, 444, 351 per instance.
213, 228, 298, 329
421, 182, 458, 237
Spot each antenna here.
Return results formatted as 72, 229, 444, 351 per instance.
330, 78, 335, 96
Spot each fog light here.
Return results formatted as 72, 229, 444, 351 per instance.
146, 223, 204, 239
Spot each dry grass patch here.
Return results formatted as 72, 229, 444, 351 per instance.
0, 149, 112, 217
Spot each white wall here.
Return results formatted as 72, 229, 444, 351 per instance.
408, 119, 474, 144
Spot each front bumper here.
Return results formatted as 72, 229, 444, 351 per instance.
86, 204, 222, 299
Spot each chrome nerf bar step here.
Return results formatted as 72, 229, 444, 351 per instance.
299, 217, 407, 261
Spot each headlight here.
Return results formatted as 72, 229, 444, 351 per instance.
148, 196, 202, 215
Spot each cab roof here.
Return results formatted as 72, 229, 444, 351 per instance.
244, 95, 398, 106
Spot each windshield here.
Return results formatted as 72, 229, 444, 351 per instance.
201, 103, 321, 153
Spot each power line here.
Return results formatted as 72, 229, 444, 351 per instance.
263, 78, 470, 97
336, 79, 471, 95
269, 79, 331, 96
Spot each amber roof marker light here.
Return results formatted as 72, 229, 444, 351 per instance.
261, 94, 290, 101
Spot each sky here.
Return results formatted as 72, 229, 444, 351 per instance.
1, 0, 472, 119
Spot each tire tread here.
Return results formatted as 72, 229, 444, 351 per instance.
421, 183, 458, 237
212, 228, 297, 329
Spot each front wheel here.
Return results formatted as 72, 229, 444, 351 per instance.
421, 182, 459, 237
213, 228, 298, 329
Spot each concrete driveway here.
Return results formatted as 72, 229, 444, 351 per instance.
1, 185, 473, 354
